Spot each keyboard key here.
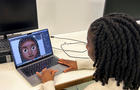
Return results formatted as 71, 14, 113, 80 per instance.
21, 57, 58, 77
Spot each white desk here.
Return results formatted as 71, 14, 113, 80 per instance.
0, 30, 95, 90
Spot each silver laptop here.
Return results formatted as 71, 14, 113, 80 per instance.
8, 29, 67, 86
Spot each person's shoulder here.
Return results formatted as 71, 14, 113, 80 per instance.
84, 78, 123, 90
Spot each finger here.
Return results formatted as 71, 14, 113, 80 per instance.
58, 58, 64, 61
51, 70, 58, 77
48, 69, 58, 73
42, 68, 48, 74
58, 61, 66, 64
58, 62, 70, 67
58, 60, 70, 66
36, 72, 42, 78
47, 69, 53, 73
64, 67, 72, 72
42, 68, 47, 72
48, 69, 58, 74
59, 59, 71, 63
58, 59, 69, 62
58, 59, 66, 62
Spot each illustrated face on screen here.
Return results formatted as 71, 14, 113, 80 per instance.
19, 37, 40, 61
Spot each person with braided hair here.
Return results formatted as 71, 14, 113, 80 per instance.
36, 13, 140, 90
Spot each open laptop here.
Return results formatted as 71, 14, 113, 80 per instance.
8, 29, 68, 86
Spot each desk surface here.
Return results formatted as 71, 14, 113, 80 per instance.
0, 30, 95, 90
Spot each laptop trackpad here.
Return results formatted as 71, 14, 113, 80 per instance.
49, 64, 68, 75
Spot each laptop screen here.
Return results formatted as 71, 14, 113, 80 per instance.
9, 29, 53, 67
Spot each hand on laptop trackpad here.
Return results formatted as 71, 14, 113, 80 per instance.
49, 64, 68, 75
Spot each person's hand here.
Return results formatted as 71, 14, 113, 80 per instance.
58, 59, 78, 72
36, 68, 58, 83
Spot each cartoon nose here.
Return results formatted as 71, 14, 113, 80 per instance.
28, 49, 33, 56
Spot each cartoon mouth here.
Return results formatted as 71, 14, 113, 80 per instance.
28, 55, 34, 58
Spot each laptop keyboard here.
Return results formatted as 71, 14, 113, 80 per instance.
21, 57, 58, 77
0, 39, 10, 53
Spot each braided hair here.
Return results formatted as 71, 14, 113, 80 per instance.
19, 36, 40, 62
89, 13, 140, 90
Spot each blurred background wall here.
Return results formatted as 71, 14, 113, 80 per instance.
37, 0, 105, 35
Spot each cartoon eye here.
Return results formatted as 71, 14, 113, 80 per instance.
31, 45, 36, 51
23, 48, 28, 53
